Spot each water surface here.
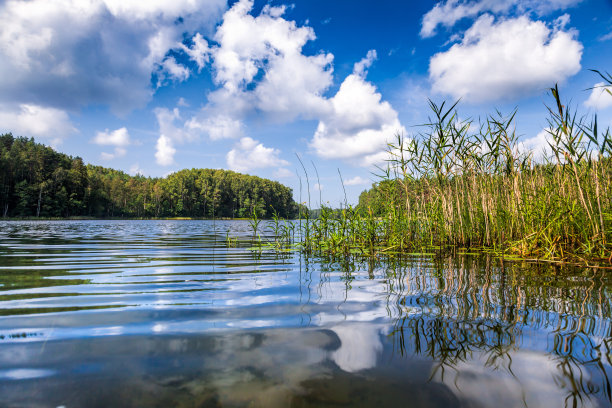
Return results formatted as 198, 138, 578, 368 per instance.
0, 220, 610, 407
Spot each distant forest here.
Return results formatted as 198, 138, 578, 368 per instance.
0, 134, 301, 219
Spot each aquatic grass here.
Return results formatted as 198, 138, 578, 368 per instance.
235, 76, 611, 265
293, 77, 612, 265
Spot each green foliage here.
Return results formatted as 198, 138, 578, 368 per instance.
0, 135, 300, 219
305, 78, 612, 264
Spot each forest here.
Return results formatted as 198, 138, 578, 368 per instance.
0, 134, 300, 219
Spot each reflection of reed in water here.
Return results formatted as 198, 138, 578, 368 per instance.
377, 255, 612, 407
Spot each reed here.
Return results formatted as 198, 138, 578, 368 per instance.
296, 78, 612, 264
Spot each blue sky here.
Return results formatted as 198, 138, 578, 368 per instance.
1, 0, 611, 206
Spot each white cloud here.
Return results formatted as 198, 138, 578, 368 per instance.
203, 0, 334, 123
310, 72, 405, 164
518, 127, 603, 163
153, 1, 403, 167
187, 115, 244, 140
274, 168, 294, 178
420, 0, 583, 38
519, 129, 555, 161
101, 1, 220, 20
0, 103, 76, 145
180, 32, 211, 71
93, 127, 130, 146
344, 176, 369, 186
159, 57, 190, 84
154, 107, 201, 144
177, 0, 334, 136
313, 183, 323, 191
584, 82, 612, 110
155, 134, 176, 166
226, 137, 289, 172
429, 14, 582, 102
353, 49, 377, 78
152, 105, 224, 165
93, 127, 131, 160
0, 0, 226, 113
100, 147, 126, 161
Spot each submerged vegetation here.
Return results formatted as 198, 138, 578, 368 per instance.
0, 135, 300, 219
254, 75, 612, 265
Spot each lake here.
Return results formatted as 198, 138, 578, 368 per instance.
0, 220, 610, 407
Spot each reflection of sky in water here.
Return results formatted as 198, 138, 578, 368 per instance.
0, 220, 610, 407
433, 351, 602, 408
0, 368, 56, 380
330, 323, 384, 372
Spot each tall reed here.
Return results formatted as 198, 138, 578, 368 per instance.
298, 78, 612, 264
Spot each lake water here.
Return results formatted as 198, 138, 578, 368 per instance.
0, 220, 610, 408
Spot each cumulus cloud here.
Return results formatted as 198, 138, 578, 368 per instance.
161, 0, 403, 167
202, 0, 334, 123
134, 0, 402, 168
180, 32, 211, 71
186, 115, 244, 140
310, 71, 406, 164
584, 82, 612, 110
344, 176, 369, 186
153, 106, 198, 166
93, 127, 130, 146
158, 57, 190, 84
429, 14, 582, 102
518, 127, 604, 163
93, 128, 130, 160
146, 0, 390, 167
152, 105, 242, 165
353, 50, 377, 78
226, 137, 289, 172
152, 105, 243, 166
171, 0, 334, 148
0, 103, 76, 145
100, 147, 126, 161
420, 0, 583, 38
154, 107, 201, 144
0, 0, 226, 113
519, 129, 555, 161
155, 134, 176, 166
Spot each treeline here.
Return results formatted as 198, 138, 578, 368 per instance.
0, 134, 300, 218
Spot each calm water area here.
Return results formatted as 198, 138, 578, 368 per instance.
0, 220, 610, 407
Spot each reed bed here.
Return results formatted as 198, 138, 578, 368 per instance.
293, 81, 612, 264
